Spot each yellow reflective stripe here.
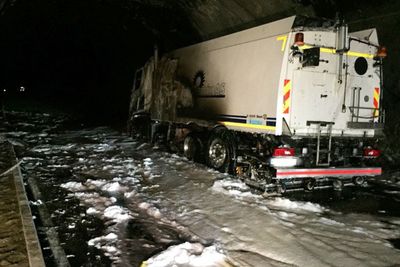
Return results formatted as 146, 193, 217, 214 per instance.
219, 121, 276, 131
276, 35, 287, 52
283, 80, 291, 94
301, 44, 312, 49
299, 44, 374, 58
283, 79, 291, 114
347, 51, 374, 59
373, 90, 379, 100
373, 88, 380, 117
320, 47, 336, 54
283, 99, 290, 112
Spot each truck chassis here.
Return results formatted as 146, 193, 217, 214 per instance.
129, 113, 382, 194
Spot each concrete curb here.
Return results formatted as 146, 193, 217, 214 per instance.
9, 146, 46, 267
27, 177, 71, 267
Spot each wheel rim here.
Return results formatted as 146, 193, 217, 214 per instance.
208, 138, 227, 169
277, 183, 286, 194
353, 176, 365, 186
333, 179, 343, 190
305, 179, 315, 191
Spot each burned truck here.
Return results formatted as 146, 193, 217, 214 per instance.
128, 16, 386, 192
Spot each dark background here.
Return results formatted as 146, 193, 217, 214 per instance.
0, 0, 399, 136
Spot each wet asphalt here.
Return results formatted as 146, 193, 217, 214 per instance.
1, 111, 399, 266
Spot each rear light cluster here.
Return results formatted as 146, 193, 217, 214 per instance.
270, 146, 300, 168
273, 147, 295, 157
363, 148, 381, 158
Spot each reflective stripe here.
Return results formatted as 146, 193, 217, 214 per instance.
276, 35, 288, 52
373, 87, 380, 117
300, 44, 374, 58
276, 168, 382, 178
283, 79, 291, 114
347, 51, 374, 59
219, 121, 276, 131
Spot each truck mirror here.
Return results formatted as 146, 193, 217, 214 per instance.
302, 47, 320, 67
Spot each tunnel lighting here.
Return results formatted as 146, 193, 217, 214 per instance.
294, 33, 305, 46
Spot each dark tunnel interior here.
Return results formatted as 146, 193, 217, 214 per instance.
0, 0, 400, 133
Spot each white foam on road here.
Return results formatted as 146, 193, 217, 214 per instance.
60, 181, 86, 192
145, 242, 226, 267
104, 205, 132, 223
266, 197, 325, 213
88, 233, 120, 259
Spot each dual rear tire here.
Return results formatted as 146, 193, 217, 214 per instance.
183, 127, 236, 174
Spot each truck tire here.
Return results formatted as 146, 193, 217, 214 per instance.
130, 113, 151, 140
183, 134, 202, 161
352, 176, 365, 186
206, 128, 236, 173
304, 179, 316, 191
332, 179, 343, 191
277, 182, 287, 194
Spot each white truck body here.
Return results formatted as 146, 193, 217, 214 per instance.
129, 16, 384, 190
168, 16, 383, 138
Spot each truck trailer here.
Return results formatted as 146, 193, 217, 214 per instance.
128, 16, 386, 192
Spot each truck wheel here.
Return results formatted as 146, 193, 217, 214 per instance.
332, 179, 343, 191
130, 113, 151, 140
277, 182, 287, 194
183, 134, 202, 161
206, 128, 235, 173
353, 176, 365, 186
304, 179, 316, 191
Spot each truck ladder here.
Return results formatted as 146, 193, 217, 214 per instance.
314, 122, 333, 167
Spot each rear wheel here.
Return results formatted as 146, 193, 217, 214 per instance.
353, 176, 365, 186
130, 113, 151, 140
332, 179, 343, 191
183, 134, 202, 161
277, 182, 287, 194
304, 179, 316, 191
206, 128, 236, 173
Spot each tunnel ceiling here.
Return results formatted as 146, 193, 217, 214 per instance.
87, 0, 389, 49
115, 0, 318, 49
0, 0, 399, 121
134, 0, 314, 40
0, 0, 389, 51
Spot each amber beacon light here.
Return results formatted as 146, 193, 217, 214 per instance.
294, 32, 304, 46
376, 46, 387, 58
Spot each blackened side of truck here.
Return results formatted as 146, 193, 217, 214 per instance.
128, 16, 386, 193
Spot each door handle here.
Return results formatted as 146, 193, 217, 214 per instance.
320, 94, 328, 98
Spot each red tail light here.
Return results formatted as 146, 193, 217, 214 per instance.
294, 33, 304, 46
376, 46, 387, 58
363, 148, 381, 158
273, 147, 295, 157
